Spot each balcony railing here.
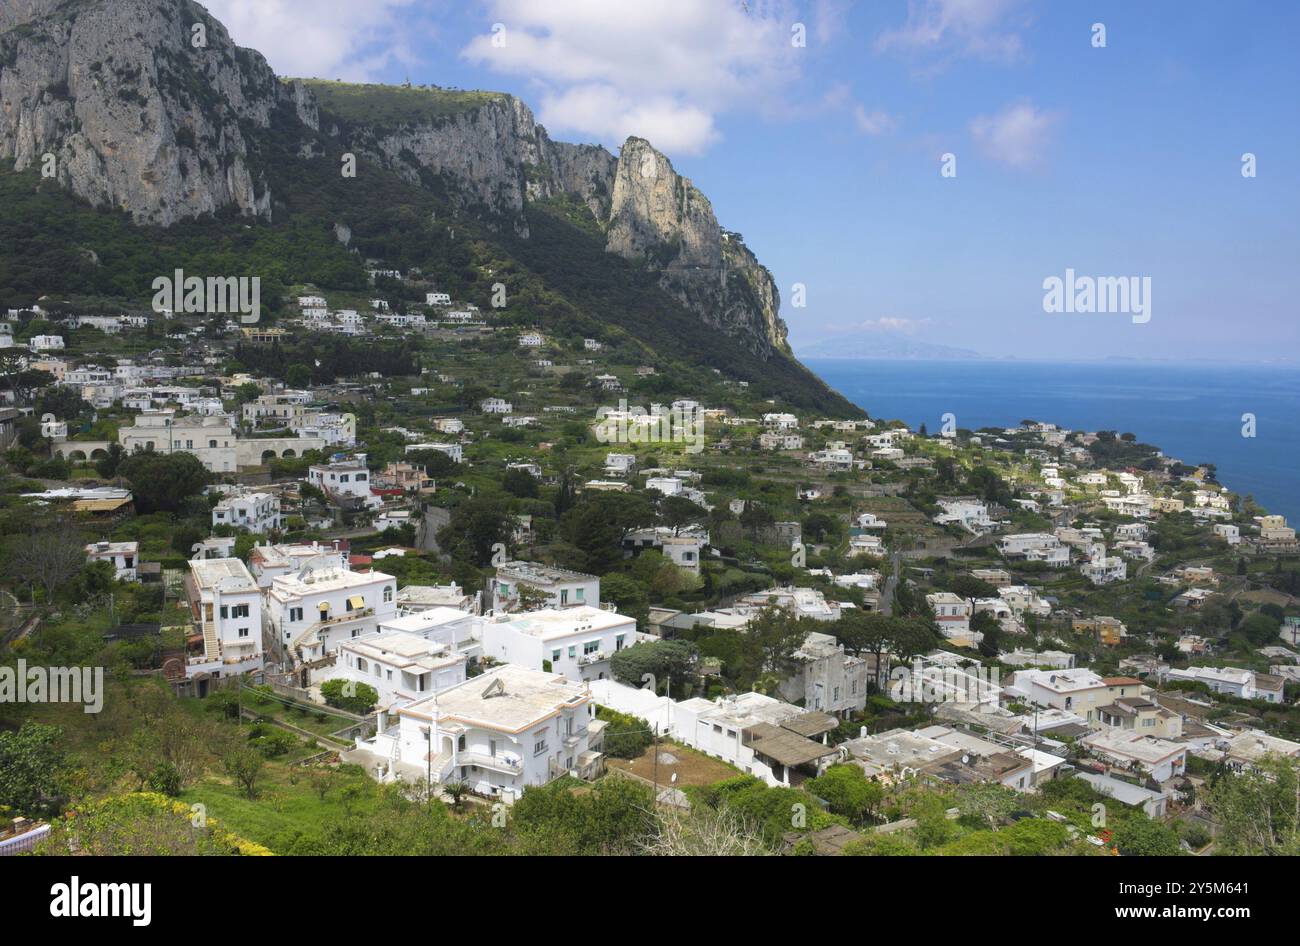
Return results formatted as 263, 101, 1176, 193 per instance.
457, 751, 523, 775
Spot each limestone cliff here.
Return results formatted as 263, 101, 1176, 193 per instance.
0, 0, 303, 225
0, 0, 788, 357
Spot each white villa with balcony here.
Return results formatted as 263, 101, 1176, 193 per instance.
352, 665, 604, 801
265, 563, 397, 662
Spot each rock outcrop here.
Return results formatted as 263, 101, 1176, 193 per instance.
0, 0, 304, 225
0, 0, 788, 356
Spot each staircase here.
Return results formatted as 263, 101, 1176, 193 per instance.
201, 621, 220, 659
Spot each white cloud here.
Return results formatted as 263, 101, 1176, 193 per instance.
877, 0, 1026, 64
461, 0, 803, 155
202, 0, 420, 81
853, 106, 897, 136
969, 100, 1058, 168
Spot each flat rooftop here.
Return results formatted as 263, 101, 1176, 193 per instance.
399, 665, 589, 733
189, 558, 256, 592
494, 560, 596, 584
495, 606, 631, 641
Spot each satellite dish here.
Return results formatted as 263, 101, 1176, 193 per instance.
961, 754, 970, 765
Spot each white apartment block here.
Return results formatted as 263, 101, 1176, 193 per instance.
404, 441, 463, 464
1165, 666, 1280, 703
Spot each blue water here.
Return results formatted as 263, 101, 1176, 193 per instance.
806, 359, 1300, 523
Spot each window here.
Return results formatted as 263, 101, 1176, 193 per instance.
615, 635, 625, 651
219, 606, 229, 620
560, 589, 569, 605
575, 588, 585, 602
552, 649, 561, 663
232, 604, 249, 619
238, 628, 248, 638
712, 724, 722, 734
583, 640, 600, 655
383, 585, 394, 603
568, 646, 576, 659
290, 607, 303, 622
533, 738, 548, 755
209, 440, 217, 449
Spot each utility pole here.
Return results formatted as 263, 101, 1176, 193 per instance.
651, 723, 659, 803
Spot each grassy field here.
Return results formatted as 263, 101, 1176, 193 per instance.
178, 761, 387, 849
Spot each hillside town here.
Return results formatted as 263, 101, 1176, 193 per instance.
3, 286, 1298, 858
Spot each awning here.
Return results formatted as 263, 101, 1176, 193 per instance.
347, 595, 366, 610
743, 723, 838, 768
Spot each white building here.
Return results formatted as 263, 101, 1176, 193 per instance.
308, 455, 378, 507
84, 540, 139, 581
265, 563, 397, 661
355, 664, 603, 801
777, 632, 868, 717
1214, 523, 1241, 545
927, 592, 972, 636
323, 630, 468, 710
1165, 666, 1276, 702
480, 606, 636, 682
248, 541, 348, 587
212, 491, 281, 534
185, 558, 264, 681
490, 561, 600, 613
1010, 668, 1112, 722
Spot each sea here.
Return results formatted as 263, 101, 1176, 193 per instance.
804, 359, 1300, 524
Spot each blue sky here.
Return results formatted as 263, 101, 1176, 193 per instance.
209, 0, 1300, 363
